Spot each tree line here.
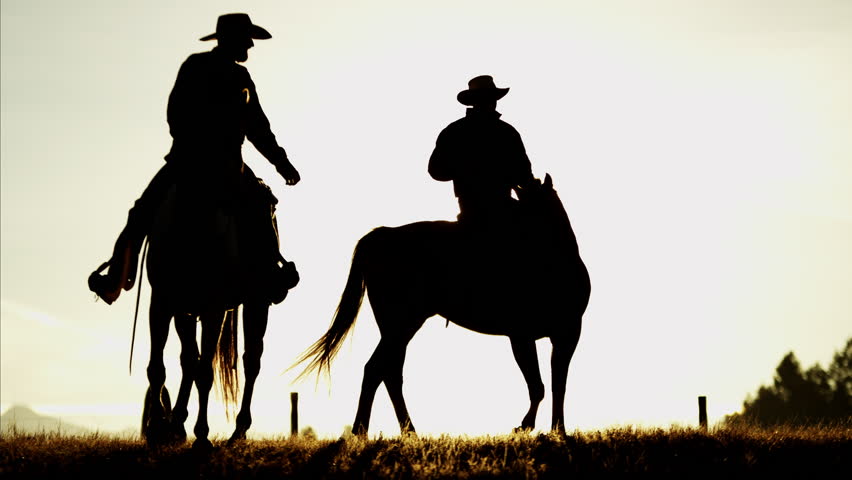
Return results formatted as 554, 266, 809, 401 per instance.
725, 337, 851, 427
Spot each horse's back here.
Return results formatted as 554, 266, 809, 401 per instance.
358, 217, 587, 338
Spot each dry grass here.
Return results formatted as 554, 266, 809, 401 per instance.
1, 423, 850, 479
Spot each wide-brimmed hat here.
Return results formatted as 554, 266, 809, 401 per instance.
457, 75, 509, 106
200, 13, 272, 41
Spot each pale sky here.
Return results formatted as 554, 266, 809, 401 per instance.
2, 0, 851, 438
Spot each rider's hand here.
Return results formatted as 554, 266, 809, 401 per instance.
276, 160, 301, 186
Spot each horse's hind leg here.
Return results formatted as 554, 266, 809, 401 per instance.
352, 319, 422, 437
170, 313, 198, 442
143, 291, 172, 445
352, 333, 422, 435
192, 310, 223, 449
383, 329, 420, 435
228, 302, 269, 444
352, 337, 399, 436
510, 337, 545, 432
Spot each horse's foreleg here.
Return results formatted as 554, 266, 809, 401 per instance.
144, 292, 172, 444
171, 313, 198, 441
550, 330, 580, 434
510, 337, 544, 432
193, 311, 224, 448
228, 302, 269, 444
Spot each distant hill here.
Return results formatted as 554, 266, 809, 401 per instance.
1, 405, 90, 435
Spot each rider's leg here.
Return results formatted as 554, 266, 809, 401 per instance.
89, 163, 174, 304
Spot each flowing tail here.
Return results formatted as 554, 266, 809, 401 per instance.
215, 306, 240, 419
292, 235, 370, 381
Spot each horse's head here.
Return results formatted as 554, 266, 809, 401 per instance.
515, 173, 556, 210
515, 173, 580, 255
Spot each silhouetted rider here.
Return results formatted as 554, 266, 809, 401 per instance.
165, 14, 299, 197
89, 13, 299, 304
429, 75, 534, 227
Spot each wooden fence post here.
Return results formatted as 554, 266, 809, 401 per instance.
698, 395, 707, 430
291, 392, 299, 436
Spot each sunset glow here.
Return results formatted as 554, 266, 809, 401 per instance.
2, 0, 851, 439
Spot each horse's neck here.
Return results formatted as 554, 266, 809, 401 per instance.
525, 191, 581, 255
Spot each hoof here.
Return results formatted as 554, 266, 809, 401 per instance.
513, 426, 533, 434
141, 386, 173, 445
351, 423, 368, 437
169, 421, 187, 444
142, 410, 171, 446
400, 419, 417, 437
192, 437, 214, 453
227, 426, 249, 446
144, 420, 171, 447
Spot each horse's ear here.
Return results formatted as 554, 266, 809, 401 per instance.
544, 173, 553, 188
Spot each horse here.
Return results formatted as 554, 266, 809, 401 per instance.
294, 174, 591, 435
140, 176, 297, 448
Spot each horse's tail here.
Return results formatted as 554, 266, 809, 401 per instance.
215, 306, 240, 418
292, 232, 371, 381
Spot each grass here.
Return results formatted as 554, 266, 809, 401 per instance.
1, 424, 850, 479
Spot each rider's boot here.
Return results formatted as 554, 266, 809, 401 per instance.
245, 178, 299, 305
88, 212, 145, 305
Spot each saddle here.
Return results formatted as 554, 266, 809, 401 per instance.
452, 204, 544, 295
89, 174, 299, 308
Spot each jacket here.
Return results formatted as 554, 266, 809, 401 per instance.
164, 47, 288, 191
428, 108, 533, 210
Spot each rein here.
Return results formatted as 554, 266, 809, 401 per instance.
129, 237, 149, 375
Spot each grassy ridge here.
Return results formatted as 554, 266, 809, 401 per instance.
1, 425, 850, 479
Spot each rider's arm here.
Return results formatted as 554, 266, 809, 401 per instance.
428, 128, 454, 182
244, 77, 300, 185
510, 126, 535, 186
244, 77, 286, 163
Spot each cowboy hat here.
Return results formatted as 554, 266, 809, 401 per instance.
457, 75, 509, 106
200, 13, 272, 41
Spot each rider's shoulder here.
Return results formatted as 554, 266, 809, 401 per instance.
436, 116, 467, 137
176, 51, 213, 73
183, 51, 212, 64
179, 51, 250, 78
447, 116, 469, 129
495, 117, 522, 135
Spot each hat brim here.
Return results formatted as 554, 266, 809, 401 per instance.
200, 24, 272, 41
457, 87, 509, 106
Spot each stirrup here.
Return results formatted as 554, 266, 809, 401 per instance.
88, 237, 140, 305
88, 261, 123, 305
268, 260, 299, 305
